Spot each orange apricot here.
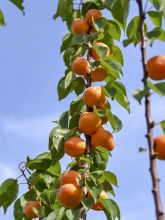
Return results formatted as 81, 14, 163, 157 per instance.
91, 67, 107, 82
72, 57, 91, 75
24, 201, 41, 219
71, 18, 89, 35
86, 9, 102, 27
154, 135, 165, 160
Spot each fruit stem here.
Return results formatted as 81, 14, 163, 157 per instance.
136, 1, 164, 219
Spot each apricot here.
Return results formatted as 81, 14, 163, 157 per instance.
154, 135, 165, 160
91, 67, 107, 82
83, 86, 106, 107
72, 57, 91, 75
71, 18, 89, 35
24, 201, 41, 218
64, 136, 86, 157
92, 190, 109, 211
90, 42, 110, 60
91, 129, 115, 151
86, 9, 102, 27
60, 170, 81, 188
79, 112, 101, 135
147, 55, 165, 80
57, 183, 83, 208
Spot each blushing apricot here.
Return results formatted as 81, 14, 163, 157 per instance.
154, 135, 165, 160
91, 129, 115, 151
79, 112, 101, 135
91, 67, 107, 82
64, 136, 86, 157
60, 170, 81, 188
86, 9, 102, 27
24, 201, 41, 219
72, 57, 91, 75
147, 55, 165, 80
71, 18, 89, 35
83, 86, 106, 107
57, 183, 83, 208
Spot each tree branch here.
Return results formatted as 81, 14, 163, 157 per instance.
136, 1, 164, 219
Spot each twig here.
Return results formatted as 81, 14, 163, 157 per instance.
136, 1, 164, 219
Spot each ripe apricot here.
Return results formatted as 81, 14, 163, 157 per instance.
24, 201, 41, 218
91, 67, 107, 82
60, 170, 81, 188
86, 9, 102, 27
83, 86, 106, 107
79, 112, 101, 135
71, 18, 89, 35
92, 191, 109, 211
147, 55, 165, 80
64, 136, 86, 157
90, 42, 110, 60
57, 183, 83, 208
91, 129, 115, 151
72, 57, 91, 75
154, 135, 165, 160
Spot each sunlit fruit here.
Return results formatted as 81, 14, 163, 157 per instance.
154, 135, 165, 160
64, 136, 86, 157
72, 57, 91, 75
71, 18, 89, 35
91, 129, 115, 151
91, 67, 107, 82
57, 183, 83, 208
90, 42, 110, 60
146, 55, 165, 80
79, 112, 101, 135
24, 201, 41, 219
86, 9, 102, 27
83, 86, 106, 107
60, 170, 81, 188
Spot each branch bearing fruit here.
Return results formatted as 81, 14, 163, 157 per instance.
86, 9, 102, 27
71, 18, 89, 35
83, 86, 106, 107
90, 42, 110, 60
57, 183, 83, 208
72, 57, 91, 75
154, 135, 165, 160
79, 112, 101, 135
64, 136, 86, 157
23, 201, 41, 218
146, 55, 165, 80
60, 170, 81, 188
91, 128, 115, 151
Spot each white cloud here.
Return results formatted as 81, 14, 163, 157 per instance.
0, 113, 60, 142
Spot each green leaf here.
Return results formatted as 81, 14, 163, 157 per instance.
148, 11, 162, 27
132, 87, 150, 104
139, 147, 147, 152
53, 0, 67, 21
126, 16, 140, 46
26, 152, 51, 171
57, 76, 72, 101
101, 61, 120, 79
149, 0, 165, 17
0, 179, 18, 213
111, 0, 130, 29
92, 147, 109, 171
103, 199, 121, 220
63, 47, 75, 67
110, 45, 123, 66
147, 27, 161, 41
64, 71, 75, 89
107, 20, 121, 41
147, 80, 165, 95
9, 0, 24, 13
59, 111, 69, 129
0, 10, 5, 26
60, 33, 73, 53
69, 112, 80, 129
72, 77, 86, 96
100, 171, 118, 187
160, 120, 165, 133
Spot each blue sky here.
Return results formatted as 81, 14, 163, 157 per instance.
0, 1, 165, 220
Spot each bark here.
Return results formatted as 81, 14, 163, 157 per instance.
136, 1, 164, 219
